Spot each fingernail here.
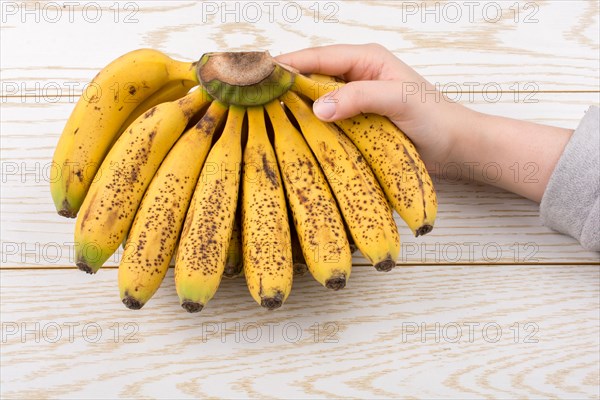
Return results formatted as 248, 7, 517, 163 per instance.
313, 98, 336, 120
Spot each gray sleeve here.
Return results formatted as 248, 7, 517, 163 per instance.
540, 105, 599, 251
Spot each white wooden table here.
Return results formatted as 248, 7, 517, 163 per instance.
1, 1, 599, 398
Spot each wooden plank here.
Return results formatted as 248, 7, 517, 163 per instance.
1, 266, 598, 398
2, 93, 599, 267
1, 1, 598, 95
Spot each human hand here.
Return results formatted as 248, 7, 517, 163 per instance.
277, 44, 574, 203
276, 43, 474, 167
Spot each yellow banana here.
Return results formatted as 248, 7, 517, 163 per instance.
118, 79, 197, 135
118, 101, 227, 309
117, 81, 198, 249
282, 91, 400, 271
51, 49, 198, 218
223, 211, 243, 279
225, 214, 306, 279
290, 222, 308, 277
174, 106, 245, 313
74, 88, 211, 274
347, 227, 359, 255
242, 106, 293, 309
265, 100, 352, 288
293, 74, 437, 236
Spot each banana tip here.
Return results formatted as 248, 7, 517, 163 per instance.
416, 225, 433, 237
293, 262, 308, 276
57, 209, 77, 218
374, 258, 395, 272
223, 264, 241, 278
181, 300, 203, 313
261, 294, 283, 310
325, 275, 346, 291
122, 296, 144, 310
76, 261, 95, 274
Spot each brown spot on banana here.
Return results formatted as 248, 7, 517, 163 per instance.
78, 191, 97, 231
262, 153, 279, 188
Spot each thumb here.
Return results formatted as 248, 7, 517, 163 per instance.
311, 80, 404, 121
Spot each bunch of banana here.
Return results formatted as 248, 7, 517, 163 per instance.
53, 49, 437, 311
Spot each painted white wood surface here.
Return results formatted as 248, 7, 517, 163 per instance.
1, 1, 599, 399
1, 266, 599, 398
1, 0, 599, 94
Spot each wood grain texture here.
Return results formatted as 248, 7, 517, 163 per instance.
1, 1, 598, 95
1, 266, 598, 399
2, 94, 599, 268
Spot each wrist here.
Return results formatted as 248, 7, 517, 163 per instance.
444, 102, 482, 166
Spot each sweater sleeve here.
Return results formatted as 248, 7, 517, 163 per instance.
540, 105, 599, 251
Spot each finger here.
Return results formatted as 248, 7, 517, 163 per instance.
312, 80, 406, 121
275, 44, 389, 81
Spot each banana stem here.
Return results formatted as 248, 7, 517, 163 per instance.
171, 59, 201, 83
197, 51, 295, 106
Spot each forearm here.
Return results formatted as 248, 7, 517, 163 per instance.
447, 107, 574, 202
